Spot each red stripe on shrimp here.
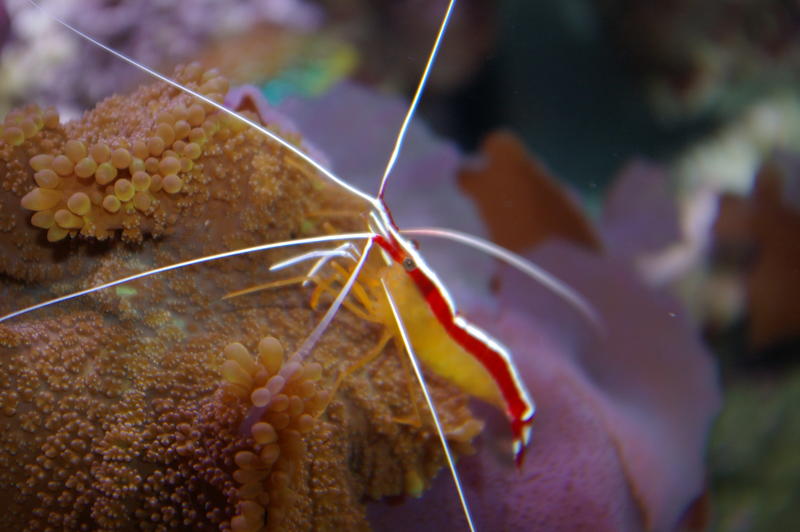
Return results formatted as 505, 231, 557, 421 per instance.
374, 232, 535, 465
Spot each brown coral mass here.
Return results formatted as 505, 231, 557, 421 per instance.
0, 66, 481, 530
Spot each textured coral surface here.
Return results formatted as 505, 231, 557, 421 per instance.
0, 67, 479, 531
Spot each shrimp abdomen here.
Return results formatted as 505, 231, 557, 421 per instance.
382, 265, 504, 408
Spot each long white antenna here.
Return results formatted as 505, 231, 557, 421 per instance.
25, 0, 377, 207
403, 227, 603, 332
376, 0, 457, 199
381, 279, 476, 532
268, 246, 356, 273
0, 233, 374, 323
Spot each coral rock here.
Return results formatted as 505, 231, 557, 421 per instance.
0, 66, 481, 531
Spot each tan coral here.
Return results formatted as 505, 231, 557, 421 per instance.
0, 62, 334, 285
0, 304, 480, 531
0, 64, 482, 531
10, 64, 230, 245
220, 338, 327, 532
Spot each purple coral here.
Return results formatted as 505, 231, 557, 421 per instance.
369, 242, 720, 531
499, 243, 720, 530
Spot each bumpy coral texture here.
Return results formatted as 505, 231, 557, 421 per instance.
0, 62, 352, 285
9, 65, 228, 242
0, 67, 481, 531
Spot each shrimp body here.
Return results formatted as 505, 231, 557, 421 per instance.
381, 263, 503, 408
371, 206, 535, 464
294, 203, 536, 463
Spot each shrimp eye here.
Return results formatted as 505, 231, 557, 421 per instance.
402, 257, 416, 271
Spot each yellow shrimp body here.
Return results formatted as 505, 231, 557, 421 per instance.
378, 262, 505, 411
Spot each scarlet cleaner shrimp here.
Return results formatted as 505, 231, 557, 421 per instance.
0, 1, 601, 529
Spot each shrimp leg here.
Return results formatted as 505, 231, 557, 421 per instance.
241, 239, 375, 430
316, 329, 393, 416
222, 275, 312, 300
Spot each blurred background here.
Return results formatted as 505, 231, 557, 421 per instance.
1, 0, 799, 530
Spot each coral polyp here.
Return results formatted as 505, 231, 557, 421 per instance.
219, 337, 326, 532
0, 62, 326, 284
7, 63, 228, 245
